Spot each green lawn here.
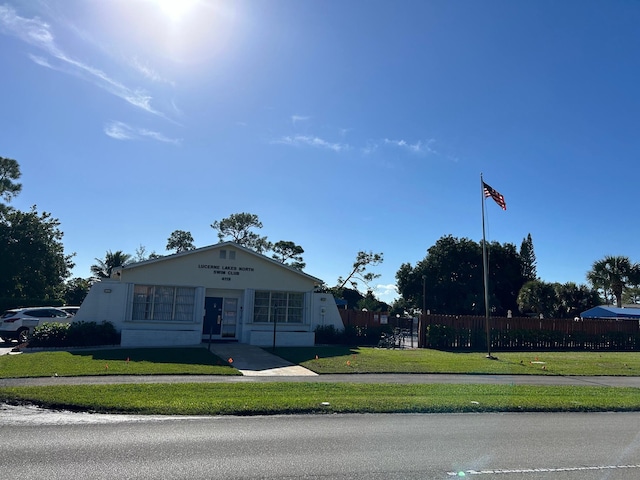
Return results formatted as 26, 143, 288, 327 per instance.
2, 347, 640, 378
0, 347, 239, 378
1, 383, 640, 415
2, 347, 640, 415
274, 347, 640, 376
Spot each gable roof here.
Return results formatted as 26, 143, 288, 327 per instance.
116, 241, 323, 284
580, 306, 640, 319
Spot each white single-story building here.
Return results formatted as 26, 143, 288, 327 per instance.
74, 242, 344, 347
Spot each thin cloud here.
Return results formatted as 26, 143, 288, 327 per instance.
104, 121, 135, 140
130, 57, 175, 86
272, 135, 348, 152
0, 5, 164, 117
139, 128, 181, 145
27, 53, 51, 68
291, 115, 310, 124
104, 121, 180, 145
384, 138, 437, 155
362, 141, 379, 155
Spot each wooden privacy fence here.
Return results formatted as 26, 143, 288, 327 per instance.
339, 310, 412, 329
338, 310, 640, 351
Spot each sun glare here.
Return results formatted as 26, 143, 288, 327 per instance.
153, 0, 198, 22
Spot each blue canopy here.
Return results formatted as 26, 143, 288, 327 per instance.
580, 306, 640, 319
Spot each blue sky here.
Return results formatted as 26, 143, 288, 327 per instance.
1, 0, 639, 303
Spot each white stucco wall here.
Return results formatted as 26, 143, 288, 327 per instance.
310, 292, 344, 331
73, 280, 204, 346
73, 244, 344, 348
118, 244, 318, 293
73, 280, 128, 326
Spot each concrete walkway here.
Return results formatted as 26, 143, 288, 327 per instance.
205, 343, 317, 376
1, 342, 318, 377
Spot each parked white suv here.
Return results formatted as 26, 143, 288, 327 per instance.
0, 307, 72, 343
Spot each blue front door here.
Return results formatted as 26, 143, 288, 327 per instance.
203, 297, 222, 336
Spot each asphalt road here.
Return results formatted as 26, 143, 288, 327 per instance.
1, 409, 639, 479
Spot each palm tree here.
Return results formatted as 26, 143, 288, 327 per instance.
90, 250, 132, 279
587, 255, 639, 308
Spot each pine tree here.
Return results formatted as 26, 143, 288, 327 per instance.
520, 233, 537, 281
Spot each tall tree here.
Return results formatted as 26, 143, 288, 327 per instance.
357, 289, 390, 312
519, 233, 537, 281
517, 280, 558, 317
166, 230, 196, 254
553, 282, 601, 318
91, 250, 132, 279
623, 286, 640, 305
0, 206, 74, 300
337, 250, 384, 292
272, 240, 305, 270
211, 212, 271, 253
134, 244, 161, 262
64, 277, 92, 305
587, 255, 640, 307
0, 156, 21, 209
396, 235, 527, 316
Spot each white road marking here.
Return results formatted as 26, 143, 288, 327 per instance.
447, 464, 640, 476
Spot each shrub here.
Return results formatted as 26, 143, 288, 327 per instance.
315, 324, 392, 346
65, 321, 119, 347
314, 325, 342, 344
30, 321, 120, 347
29, 322, 70, 347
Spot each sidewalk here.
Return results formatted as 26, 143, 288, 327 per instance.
206, 343, 317, 377
2, 342, 640, 388
2, 373, 640, 387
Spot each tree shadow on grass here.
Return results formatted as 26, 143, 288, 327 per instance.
70, 347, 228, 366
272, 346, 361, 364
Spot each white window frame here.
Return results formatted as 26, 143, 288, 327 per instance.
253, 291, 304, 324
132, 285, 196, 322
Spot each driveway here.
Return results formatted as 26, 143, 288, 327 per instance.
0, 340, 17, 357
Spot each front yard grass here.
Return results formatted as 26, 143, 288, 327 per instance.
1, 383, 639, 415
0, 347, 239, 378
2, 347, 640, 378
275, 347, 640, 376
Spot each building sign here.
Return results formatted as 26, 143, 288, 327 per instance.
198, 264, 255, 281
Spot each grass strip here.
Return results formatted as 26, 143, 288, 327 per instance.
2, 347, 640, 378
0, 348, 239, 378
1, 383, 640, 415
275, 347, 640, 376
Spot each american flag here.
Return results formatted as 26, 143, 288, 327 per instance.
483, 182, 506, 210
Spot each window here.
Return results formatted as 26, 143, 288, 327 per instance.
229, 250, 236, 260
219, 250, 226, 259
132, 285, 196, 322
253, 291, 304, 323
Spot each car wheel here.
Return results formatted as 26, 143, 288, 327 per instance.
17, 328, 30, 344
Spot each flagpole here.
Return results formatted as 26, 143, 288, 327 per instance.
481, 173, 495, 359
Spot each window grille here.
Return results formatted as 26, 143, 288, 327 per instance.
253, 291, 304, 324
132, 285, 196, 322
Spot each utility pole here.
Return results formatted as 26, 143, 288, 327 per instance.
420, 275, 426, 348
